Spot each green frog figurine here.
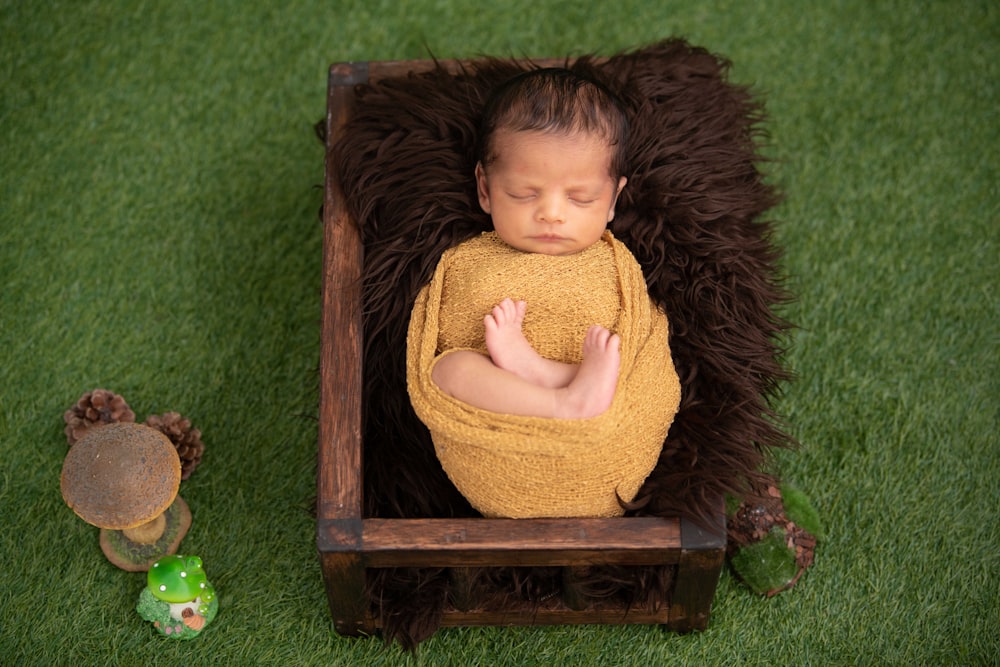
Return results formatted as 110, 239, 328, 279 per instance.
136, 554, 218, 638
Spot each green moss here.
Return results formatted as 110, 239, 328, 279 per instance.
780, 485, 825, 540
136, 588, 219, 640
724, 494, 743, 517
101, 502, 187, 566
729, 528, 798, 595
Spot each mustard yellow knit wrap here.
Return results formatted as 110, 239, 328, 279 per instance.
407, 231, 680, 518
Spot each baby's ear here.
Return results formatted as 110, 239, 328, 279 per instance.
475, 162, 492, 214
608, 176, 627, 222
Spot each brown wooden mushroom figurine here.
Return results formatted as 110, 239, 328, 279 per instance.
61, 422, 192, 571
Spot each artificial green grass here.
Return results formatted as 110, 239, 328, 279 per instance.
2, 0, 997, 665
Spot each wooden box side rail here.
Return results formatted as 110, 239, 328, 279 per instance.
318, 513, 724, 633
319, 516, 686, 568
318, 58, 726, 639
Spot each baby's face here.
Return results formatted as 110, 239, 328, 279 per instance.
476, 129, 626, 256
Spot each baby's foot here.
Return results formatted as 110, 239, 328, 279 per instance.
484, 299, 547, 381
555, 326, 620, 419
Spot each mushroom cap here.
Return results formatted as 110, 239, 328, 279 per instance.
61, 422, 181, 530
148, 554, 209, 603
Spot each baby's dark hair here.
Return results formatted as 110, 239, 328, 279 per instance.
476, 67, 629, 179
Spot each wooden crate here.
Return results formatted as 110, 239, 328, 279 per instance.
317, 58, 726, 638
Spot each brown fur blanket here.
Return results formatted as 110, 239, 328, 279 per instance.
331, 38, 794, 648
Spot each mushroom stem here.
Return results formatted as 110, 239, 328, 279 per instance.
122, 512, 167, 544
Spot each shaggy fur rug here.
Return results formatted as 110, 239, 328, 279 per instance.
330, 38, 794, 648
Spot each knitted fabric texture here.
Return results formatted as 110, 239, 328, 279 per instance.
407, 231, 681, 518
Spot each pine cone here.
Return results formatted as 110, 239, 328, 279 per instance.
64, 389, 136, 445
145, 412, 204, 480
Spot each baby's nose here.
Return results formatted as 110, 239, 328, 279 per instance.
536, 195, 566, 223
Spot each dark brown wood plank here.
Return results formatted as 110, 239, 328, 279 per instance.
359, 517, 684, 568
321, 550, 375, 636
319, 66, 370, 639
317, 64, 366, 523
667, 513, 726, 632
436, 606, 669, 627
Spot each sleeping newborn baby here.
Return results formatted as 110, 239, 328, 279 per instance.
407, 67, 680, 517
